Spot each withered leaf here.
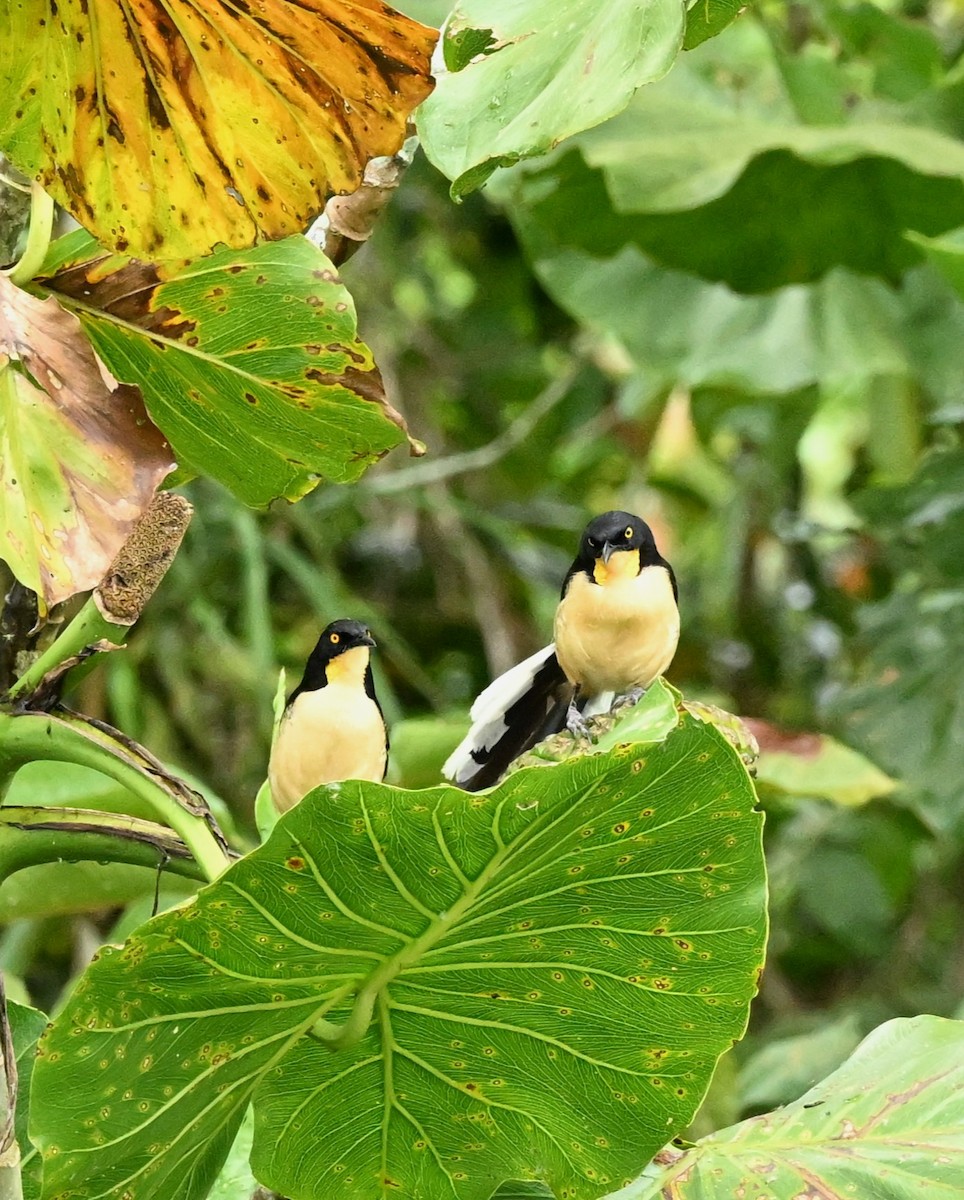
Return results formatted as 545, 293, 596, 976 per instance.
0, 275, 174, 613
0, 0, 437, 259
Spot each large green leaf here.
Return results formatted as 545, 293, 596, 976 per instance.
207, 1106, 258, 1200
37, 233, 419, 505
735, 1013, 863, 1113
0, 274, 174, 611
854, 447, 964, 585
31, 711, 766, 1200
613, 1016, 964, 1199
830, 590, 964, 837
8, 998, 47, 1200
502, 123, 964, 402
499, 20, 964, 293
581, 71, 964, 216
517, 240, 908, 404
0, 0, 436, 259
417, 0, 685, 198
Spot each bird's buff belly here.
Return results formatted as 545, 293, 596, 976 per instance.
554, 567, 680, 696
269, 686, 386, 813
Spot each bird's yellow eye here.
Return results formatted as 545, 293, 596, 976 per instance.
330, 632, 341, 644
624, 526, 633, 539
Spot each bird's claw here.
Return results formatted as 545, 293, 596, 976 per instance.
566, 701, 593, 740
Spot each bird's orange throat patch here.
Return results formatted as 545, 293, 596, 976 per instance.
324, 644, 370, 685
593, 548, 640, 585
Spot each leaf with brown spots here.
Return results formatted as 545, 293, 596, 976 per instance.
31, 710, 766, 1200
37, 230, 420, 505
0, 274, 174, 613
0, 0, 436, 259
744, 719, 896, 807
619, 1015, 964, 1200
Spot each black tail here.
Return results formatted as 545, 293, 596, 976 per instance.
445, 651, 572, 791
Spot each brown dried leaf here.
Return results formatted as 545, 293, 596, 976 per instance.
0, 276, 174, 612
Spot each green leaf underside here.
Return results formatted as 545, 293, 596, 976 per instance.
32, 714, 766, 1200
683, 0, 744, 51
39, 233, 411, 505
620, 1016, 964, 1199
417, 0, 685, 197
10, 999, 48, 1200
0, 0, 437, 259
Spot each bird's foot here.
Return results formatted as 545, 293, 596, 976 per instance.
566, 701, 593, 740
610, 686, 646, 715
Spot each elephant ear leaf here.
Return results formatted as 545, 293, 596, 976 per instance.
0, 0, 438, 259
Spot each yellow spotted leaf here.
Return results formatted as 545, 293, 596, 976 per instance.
0, 0, 437, 259
0, 275, 174, 612
39, 230, 419, 505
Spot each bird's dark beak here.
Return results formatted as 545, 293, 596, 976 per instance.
601, 541, 616, 564
360, 632, 376, 648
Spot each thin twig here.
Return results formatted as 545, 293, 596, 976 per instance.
355, 367, 576, 499
429, 488, 525, 677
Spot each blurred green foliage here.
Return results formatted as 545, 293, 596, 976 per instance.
6, 0, 964, 1137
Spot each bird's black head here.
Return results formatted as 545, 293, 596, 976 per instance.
295, 619, 376, 695
578, 511, 658, 565
564, 510, 672, 594
314, 619, 376, 660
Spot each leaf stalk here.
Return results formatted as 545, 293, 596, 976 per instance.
5, 183, 53, 288
0, 712, 231, 881
6, 598, 126, 705
0, 806, 208, 885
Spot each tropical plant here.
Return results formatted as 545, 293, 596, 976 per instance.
0, 0, 962, 1198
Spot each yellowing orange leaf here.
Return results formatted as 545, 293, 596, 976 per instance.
3, 0, 436, 259
0, 276, 175, 612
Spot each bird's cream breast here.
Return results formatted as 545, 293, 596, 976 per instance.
268, 681, 386, 813
554, 564, 679, 695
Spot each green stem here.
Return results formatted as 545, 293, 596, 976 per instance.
0, 711, 231, 882
309, 982, 379, 1051
6, 597, 126, 704
6, 183, 53, 287
0, 806, 208, 884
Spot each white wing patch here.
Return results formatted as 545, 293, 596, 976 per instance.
443, 644, 558, 784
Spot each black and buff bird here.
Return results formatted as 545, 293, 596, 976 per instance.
268, 619, 388, 813
444, 511, 679, 791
